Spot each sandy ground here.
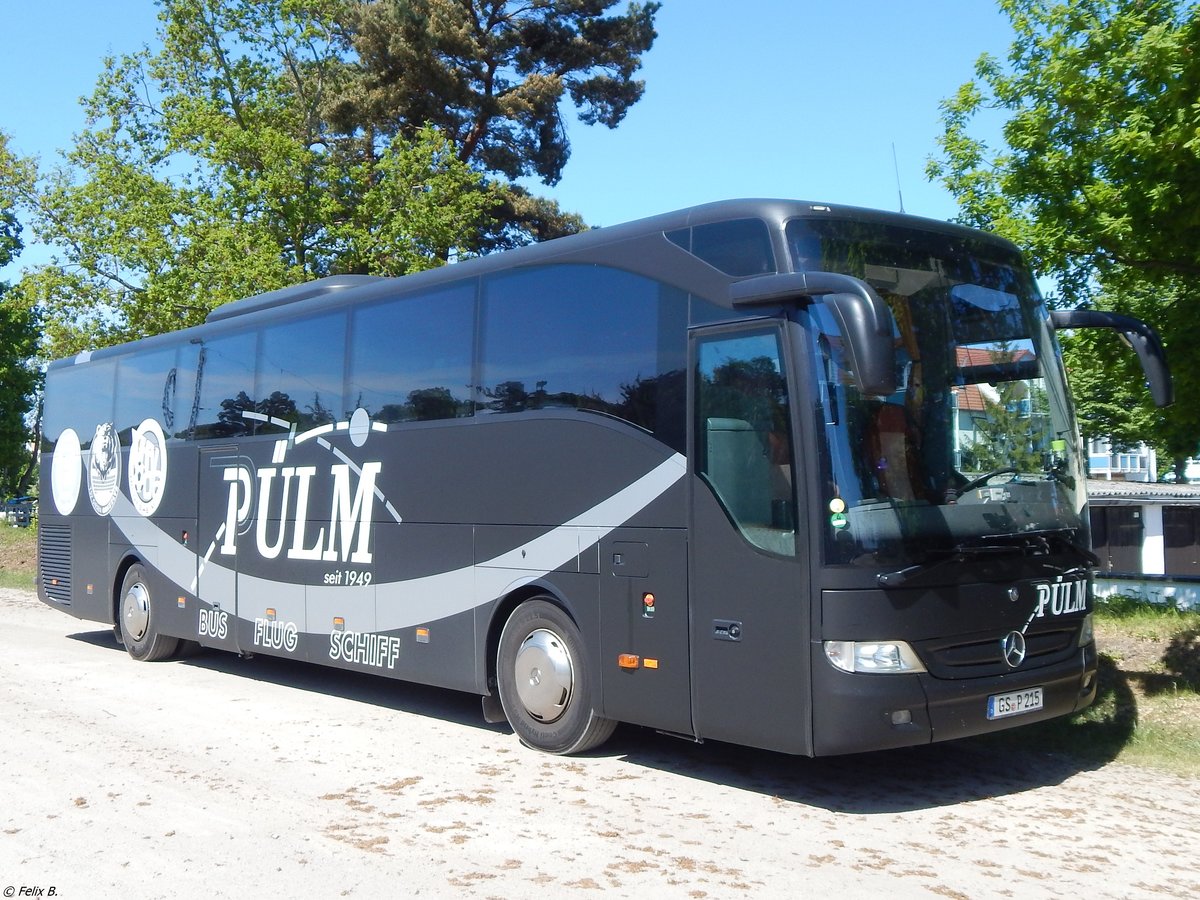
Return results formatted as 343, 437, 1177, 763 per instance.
1, 586, 1198, 900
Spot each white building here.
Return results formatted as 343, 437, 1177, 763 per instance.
1089, 479, 1200, 609
1087, 437, 1156, 482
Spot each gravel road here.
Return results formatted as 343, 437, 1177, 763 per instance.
1, 586, 1197, 899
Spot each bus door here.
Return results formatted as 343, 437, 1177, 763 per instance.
598, 528, 690, 735
687, 323, 813, 755
194, 446, 245, 653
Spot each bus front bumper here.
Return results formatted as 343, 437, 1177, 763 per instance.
810, 643, 1098, 757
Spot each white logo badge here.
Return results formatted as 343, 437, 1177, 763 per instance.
87, 422, 121, 516
51, 427, 83, 516
129, 418, 168, 517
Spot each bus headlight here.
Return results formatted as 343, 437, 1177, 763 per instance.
1078, 613, 1095, 648
823, 640, 926, 674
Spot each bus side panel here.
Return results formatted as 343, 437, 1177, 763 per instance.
62, 515, 113, 624
688, 483, 812, 755
598, 527, 691, 734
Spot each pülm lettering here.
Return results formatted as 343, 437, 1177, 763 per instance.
220, 462, 382, 564
1034, 578, 1088, 618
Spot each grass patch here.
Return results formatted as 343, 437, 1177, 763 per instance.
0, 523, 37, 590
975, 596, 1200, 776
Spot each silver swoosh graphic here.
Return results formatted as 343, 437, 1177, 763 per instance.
110, 453, 687, 633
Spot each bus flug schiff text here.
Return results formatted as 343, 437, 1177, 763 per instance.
36, 199, 1171, 756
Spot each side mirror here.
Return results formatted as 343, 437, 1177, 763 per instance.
1050, 309, 1173, 407
731, 271, 898, 395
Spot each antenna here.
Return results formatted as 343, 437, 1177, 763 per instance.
892, 142, 906, 213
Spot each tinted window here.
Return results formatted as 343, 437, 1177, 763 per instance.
173, 343, 201, 439
691, 219, 775, 276
194, 330, 258, 439
43, 359, 116, 451
258, 311, 347, 428
115, 346, 183, 440
348, 284, 475, 423
480, 265, 686, 451
695, 328, 796, 556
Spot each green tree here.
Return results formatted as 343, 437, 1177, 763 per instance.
13, 0, 496, 357
0, 132, 42, 497
329, 0, 659, 246
962, 381, 1051, 475
927, 0, 1200, 471
331, 0, 661, 185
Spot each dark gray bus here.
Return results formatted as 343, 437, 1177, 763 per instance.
36, 199, 1170, 756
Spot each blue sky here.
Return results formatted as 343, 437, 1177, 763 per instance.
0, 1, 1015, 277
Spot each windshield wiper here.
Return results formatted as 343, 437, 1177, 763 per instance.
1002, 527, 1099, 569
877, 542, 1020, 588
876, 528, 1096, 589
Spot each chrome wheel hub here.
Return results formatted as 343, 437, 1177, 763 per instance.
513, 628, 574, 723
122, 582, 150, 643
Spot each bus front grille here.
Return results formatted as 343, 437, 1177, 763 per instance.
918, 627, 1079, 679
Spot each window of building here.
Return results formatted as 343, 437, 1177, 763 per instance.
1089, 505, 1143, 574
1164, 505, 1200, 576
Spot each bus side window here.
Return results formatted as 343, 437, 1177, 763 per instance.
348, 284, 475, 424
695, 329, 796, 556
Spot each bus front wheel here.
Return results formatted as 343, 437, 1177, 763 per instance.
496, 599, 616, 755
118, 564, 180, 662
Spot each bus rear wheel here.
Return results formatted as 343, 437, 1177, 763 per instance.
497, 598, 616, 755
118, 564, 180, 662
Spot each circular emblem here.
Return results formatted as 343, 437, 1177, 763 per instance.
51, 428, 83, 515
348, 407, 371, 448
1007, 587, 1020, 602
129, 418, 168, 517
1001, 630, 1027, 668
87, 422, 122, 516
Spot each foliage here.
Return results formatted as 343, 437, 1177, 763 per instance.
0, 133, 41, 497
962, 382, 1050, 474
927, 0, 1200, 464
10, 0, 497, 357
0, 134, 26, 271
330, 0, 661, 186
0, 297, 41, 497
6, 1, 663, 359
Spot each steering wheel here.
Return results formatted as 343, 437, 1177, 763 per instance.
955, 466, 1019, 497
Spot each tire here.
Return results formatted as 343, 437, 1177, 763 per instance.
117, 563, 180, 662
496, 598, 616, 755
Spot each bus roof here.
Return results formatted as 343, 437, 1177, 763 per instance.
51, 198, 1017, 370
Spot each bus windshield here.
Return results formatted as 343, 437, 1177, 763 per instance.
787, 217, 1087, 568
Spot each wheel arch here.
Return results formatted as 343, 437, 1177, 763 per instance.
483, 580, 577, 697
111, 553, 144, 625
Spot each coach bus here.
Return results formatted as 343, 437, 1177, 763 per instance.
36, 199, 1171, 756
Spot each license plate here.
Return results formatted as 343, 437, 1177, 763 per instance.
986, 687, 1044, 720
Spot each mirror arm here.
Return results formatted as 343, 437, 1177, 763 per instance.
731, 272, 897, 395
1050, 309, 1173, 407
